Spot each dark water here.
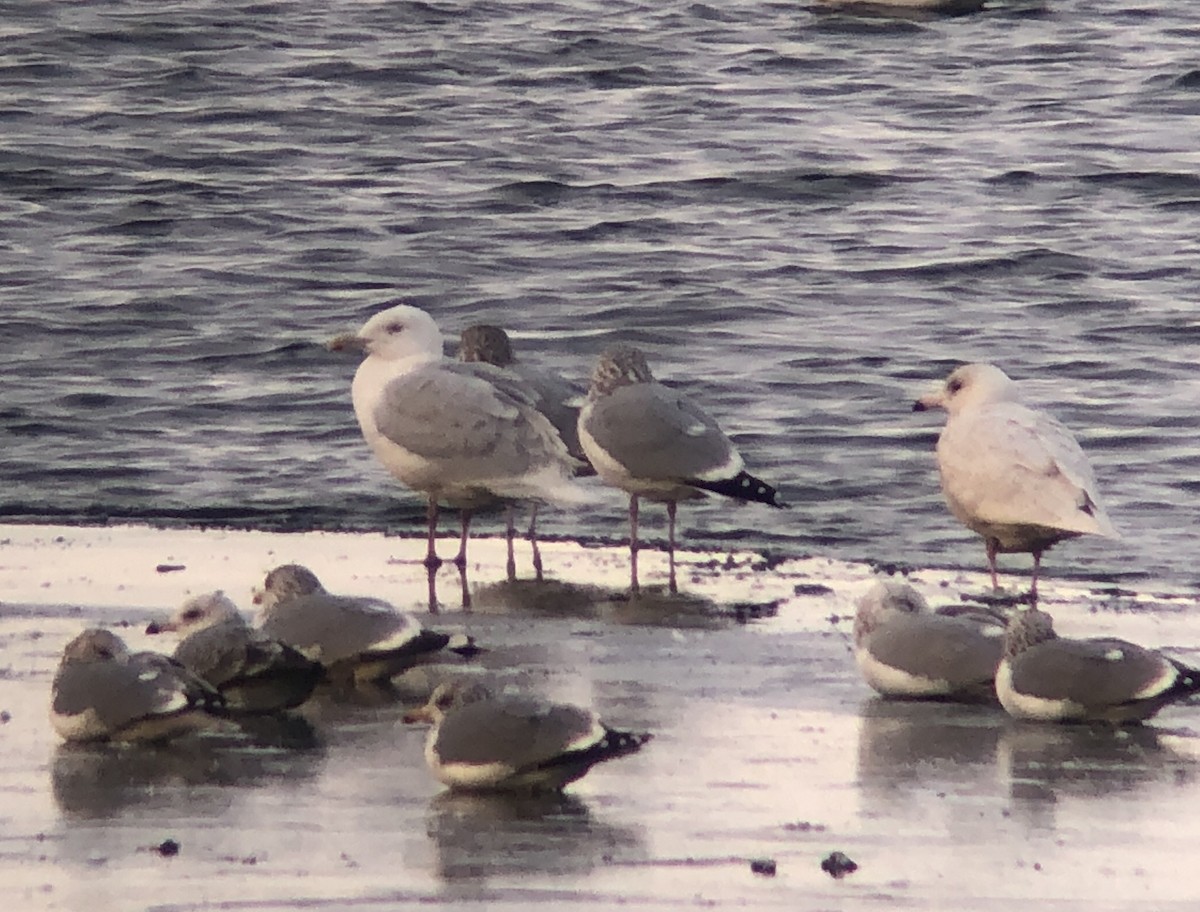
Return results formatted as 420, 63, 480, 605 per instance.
3, 0, 1199, 590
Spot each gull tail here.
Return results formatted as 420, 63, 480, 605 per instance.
689, 470, 785, 508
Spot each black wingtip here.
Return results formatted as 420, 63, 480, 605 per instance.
689, 470, 784, 508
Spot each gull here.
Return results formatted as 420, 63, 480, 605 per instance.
577, 344, 784, 594
329, 304, 586, 578
913, 363, 1117, 602
996, 608, 1200, 724
458, 323, 592, 581
402, 680, 652, 793
146, 592, 324, 713
853, 579, 1005, 702
51, 628, 227, 743
254, 563, 474, 683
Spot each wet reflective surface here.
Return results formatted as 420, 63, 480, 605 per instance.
4, 524, 1200, 909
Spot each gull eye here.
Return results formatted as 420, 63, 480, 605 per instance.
183, 608, 203, 622
386, 322, 406, 335
947, 377, 963, 394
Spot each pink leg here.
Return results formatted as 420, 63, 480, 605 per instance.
504, 505, 517, 582
424, 500, 442, 569
985, 538, 999, 591
629, 495, 640, 595
457, 560, 472, 611
453, 511, 472, 568
425, 561, 439, 614
667, 500, 678, 594
1030, 549, 1042, 605
527, 505, 543, 582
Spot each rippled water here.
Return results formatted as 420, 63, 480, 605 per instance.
3, 0, 1199, 591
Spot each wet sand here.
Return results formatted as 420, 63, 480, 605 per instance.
4, 523, 1200, 910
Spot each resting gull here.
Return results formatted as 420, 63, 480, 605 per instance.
458, 323, 592, 581
329, 304, 586, 574
146, 592, 324, 713
853, 579, 1005, 702
577, 344, 783, 594
402, 679, 652, 793
996, 608, 1200, 724
913, 363, 1117, 602
254, 563, 473, 683
51, 628, 227, 743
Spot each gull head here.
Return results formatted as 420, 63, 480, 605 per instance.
1002, 607, 1057, 659
147, 591, 244, 636
401, 679, 493, 724
254, 563, 326, 609
458, 324, 515, 367
913, 363, 1020, 416
328, 304, 443, 363
589, 345, 655, 398
60, 628, 130, 665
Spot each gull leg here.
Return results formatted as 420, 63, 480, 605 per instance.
667, 500, 678, 594
424, 500, 442, 570
453, 511, 472, 568
629, 495, 640, 596
1030, 549, 1042, 606
426, 561, 439, 614
527, 505, 544, 582
505, 505, 517, 582
457, 559, 472, 611
985, 538, 999, 591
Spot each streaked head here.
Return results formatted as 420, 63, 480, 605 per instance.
328, 304, 443, 363
913, 363, 1020, 417
402, 679, 493, 724
1003, 607, 1056, 659
588, 345, 654, 398
148, 591, 244, 636
458, 325, 515, 367
60, 628, 129, 664
255, 564, 326, 609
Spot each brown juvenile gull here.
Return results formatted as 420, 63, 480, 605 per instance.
853, 579, 1005, 702
50, 628, 227, 743
146, 592, 324, 713
328, 304, 586, 574
253, 563, 473, 683
996, 608, 1200, 724
402, 679, 652, 793
913, 363, 1118, 602
458, 323, 592, 581
577, 344, 784, 594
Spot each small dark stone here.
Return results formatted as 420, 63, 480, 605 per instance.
749, 858, 776, 877
821, 851, 857, 879
156, 839, 180, 857
793, 582, 834, 597
156, 564, 187, 573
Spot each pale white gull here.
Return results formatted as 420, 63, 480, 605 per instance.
329, 304, 587, 576
913, 363, 1117, 602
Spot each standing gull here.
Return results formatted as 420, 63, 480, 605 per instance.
853, 579, 1005, 702
996, 608, 1200, 724
51, 628, 227, 743
402, 680, 652, 793
913, 363, 1117, 602
254, 563, 473, 683
458, 323, 592, 581
577, 344, 783, 594
329, 305, 585, 584
146, 592, 324, 713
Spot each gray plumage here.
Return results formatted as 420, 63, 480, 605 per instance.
403, 680, 652, 792
146, 592, 323, 713
577, 344, 782, 594
51, 629, 226, 743
458, 324, 590, 469
853, 580, 1004, 702
255, 564, 459, 682
997, 608, 1200, 723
